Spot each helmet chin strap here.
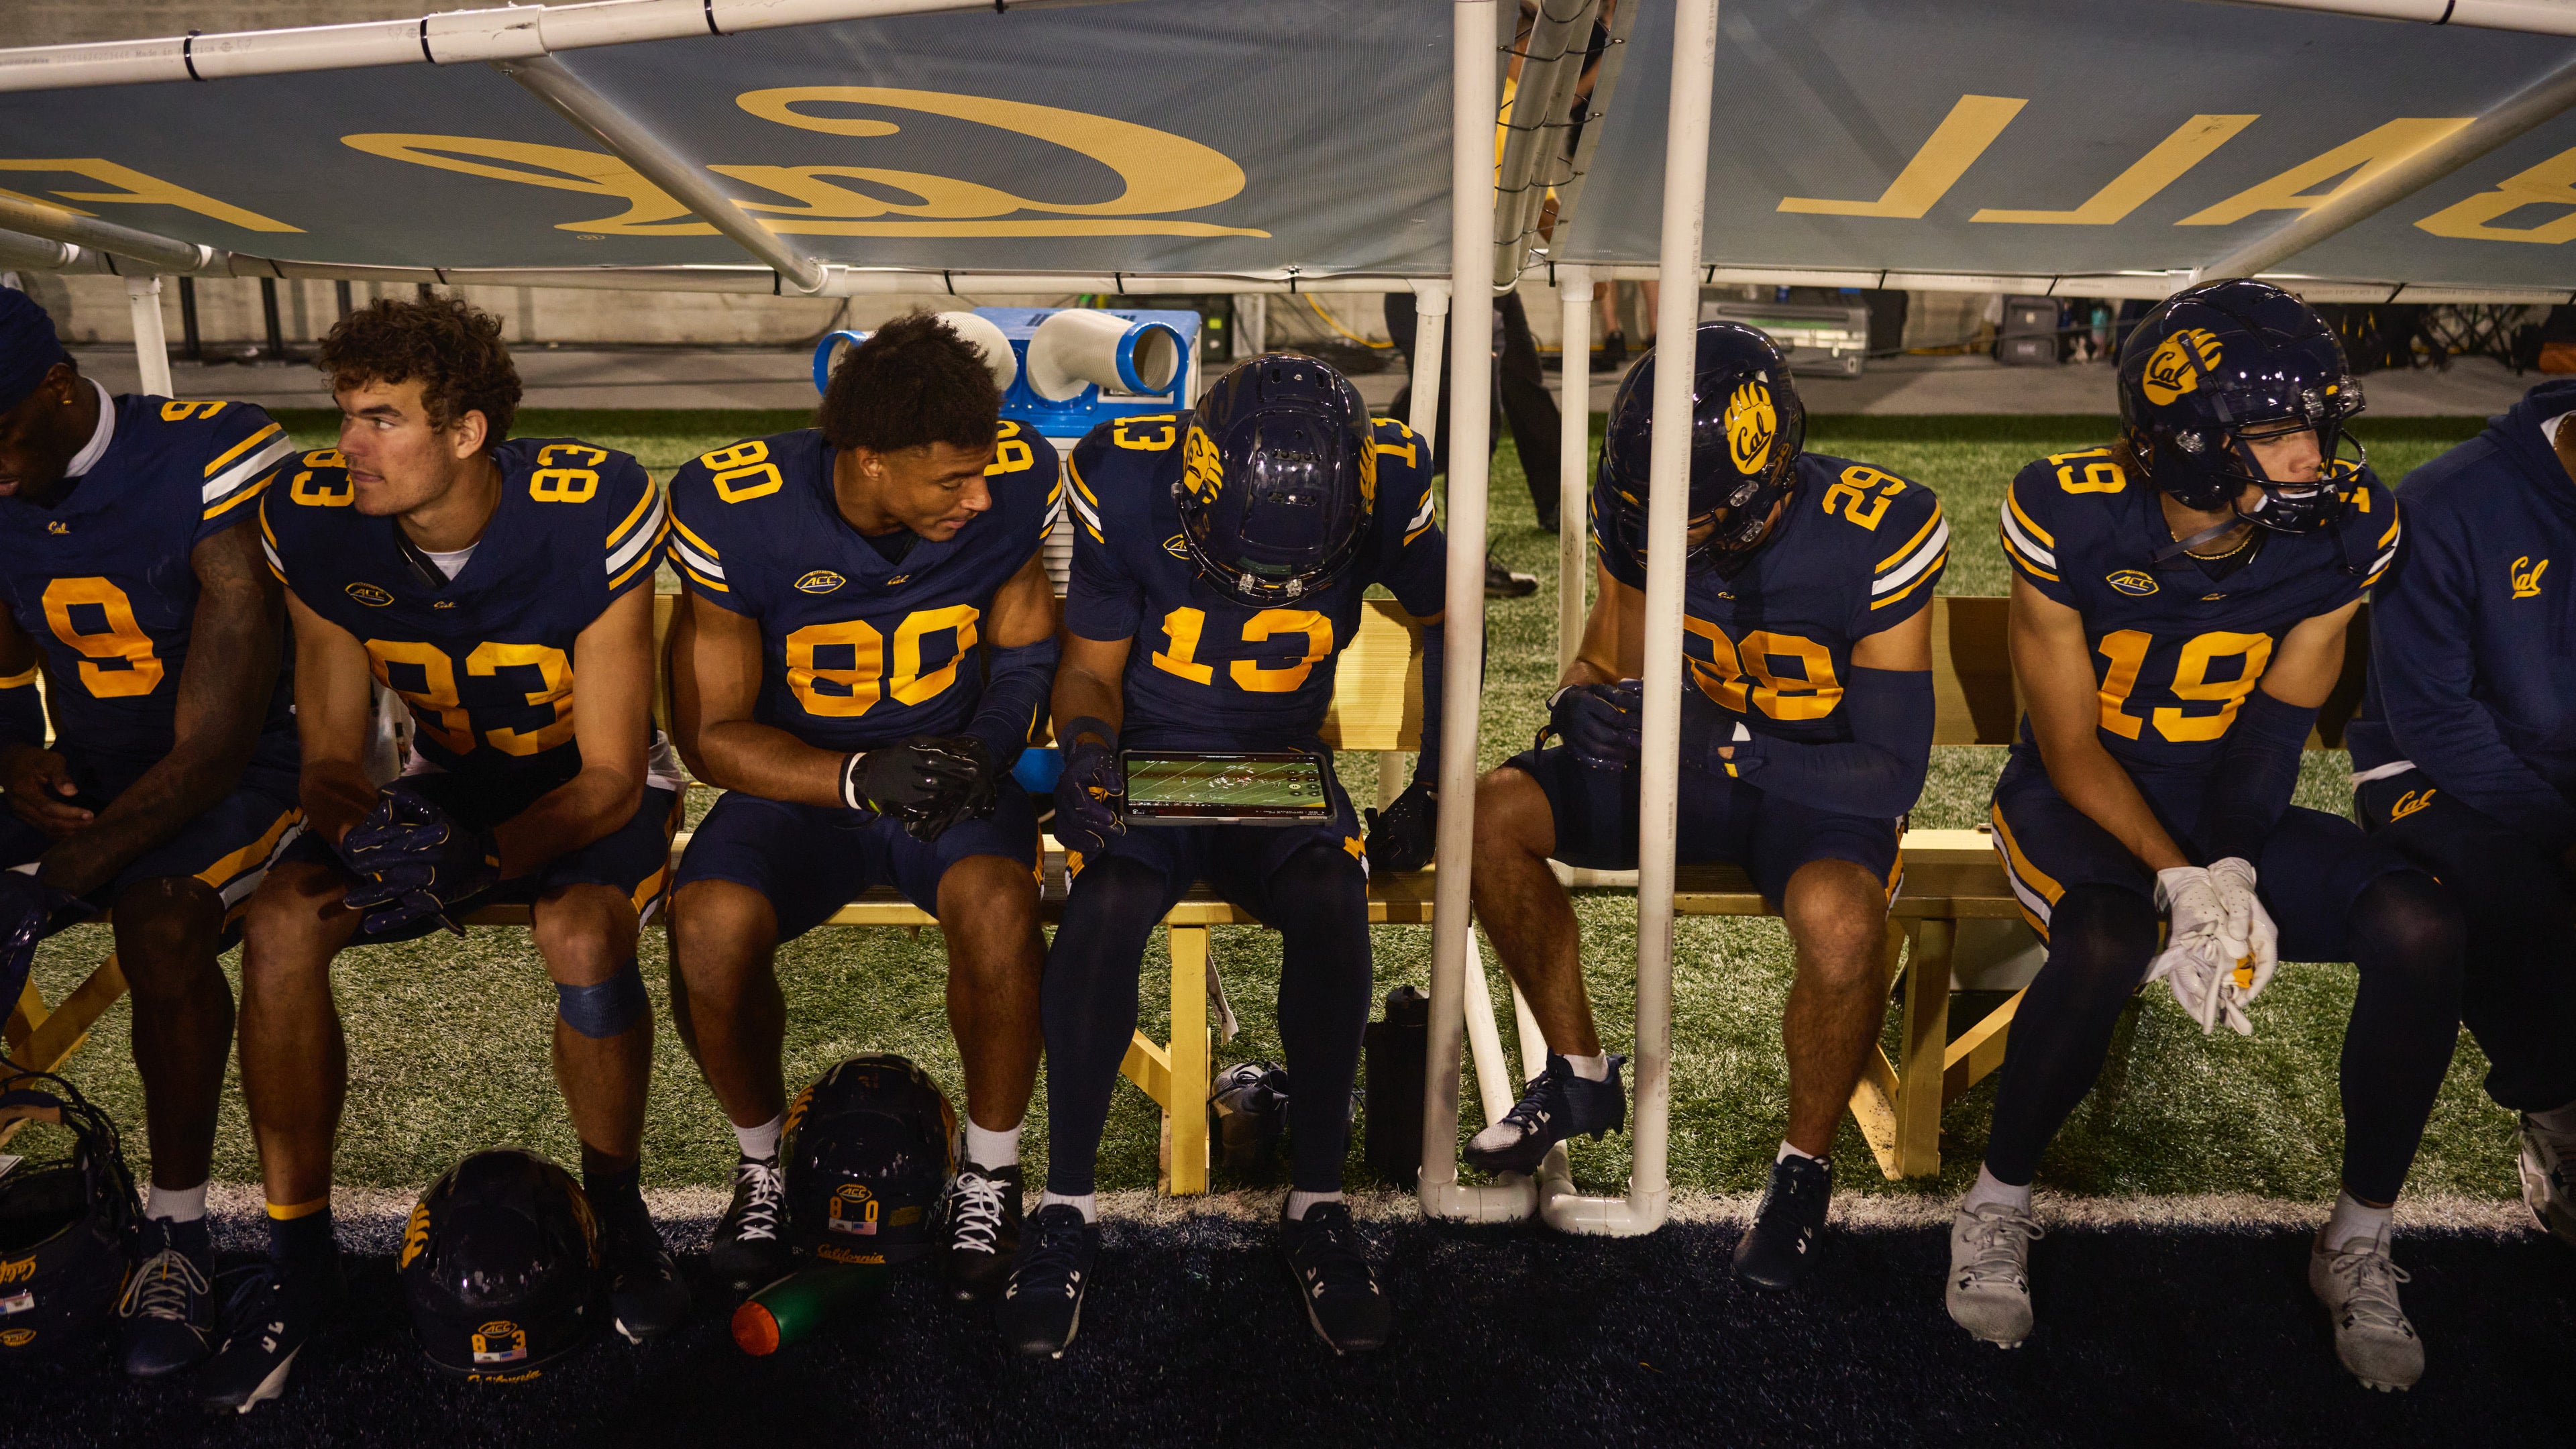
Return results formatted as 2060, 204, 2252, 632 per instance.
2152, 426, 2271, 564
2149, 515, 2247, 565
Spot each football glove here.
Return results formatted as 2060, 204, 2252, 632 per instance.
841, 737, 990, 840
338, 785, 501, 938
1540, 682, 1642, 770
0, 867, 86, 1018
2148, 862, 2273, 1036
888, 737, 1000, 843
1364, 779, 1437, 873
1051, 721, 1125, 860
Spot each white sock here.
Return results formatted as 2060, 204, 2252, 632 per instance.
735, 1114, 784, 1163
1284, 1189, 1342, 1222
1037, 1191, 1096, 1224
2323, 1190, 2394, 1252
1776, 1140, 1823, 1166
964, 1118, 1021, 1169
2528, 1099, 2576, 1136
1562, 1053, 1610, 1082
1962, 1164, 2031, 1214
144, 1182, 207, 1224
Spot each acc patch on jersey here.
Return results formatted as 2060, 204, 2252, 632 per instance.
345, 582, 395, 607
2106, 569, 2159, 596
794, 570, 845, 594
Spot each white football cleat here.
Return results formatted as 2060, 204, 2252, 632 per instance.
2517, 1113, 2576, 1248
2310, 1224, 2422, 1392
1946, 1201, 2043, 1348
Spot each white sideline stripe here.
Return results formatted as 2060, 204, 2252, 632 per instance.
183, 1183, 2542, 1242
1874, 517, 1949, 594
1998, 498, 2054, 569
670, 535, 722, 580
606, 492, 665, 577
202, 435, 295, 504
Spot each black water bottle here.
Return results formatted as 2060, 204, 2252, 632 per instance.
1362, 985, 1430, 1185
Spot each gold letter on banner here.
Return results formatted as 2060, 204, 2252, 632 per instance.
2417, 146, 2576, 244
341, 135, 713, 236
1973, 115, 2257, 225
2176, 117, 2471, 226
1778, 96, 2026, 219
0, 159, 301, 232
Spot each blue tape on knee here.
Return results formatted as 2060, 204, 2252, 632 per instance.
556, 960, 649, 1038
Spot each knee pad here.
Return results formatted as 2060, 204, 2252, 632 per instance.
556, 959, 650, 1038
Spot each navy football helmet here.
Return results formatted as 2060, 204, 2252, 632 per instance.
398, 1148, 604, 1381
1599, 322, 1806, 575
1173, 354, 1374, 607
0, 1065, 138, 1361
2117, 278, 2365, 535
782, 1054, 956, 1267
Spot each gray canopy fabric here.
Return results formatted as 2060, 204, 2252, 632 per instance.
1, 0, 2573, 296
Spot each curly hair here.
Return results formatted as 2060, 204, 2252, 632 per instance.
317, 293, 521, 447
818, 311, 1000, 454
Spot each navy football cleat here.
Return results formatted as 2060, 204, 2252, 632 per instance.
119, 1216, 217, 1379
708, 1154, 792, 1297
999, 1203, 1097, 1359
1733, 1152, 1833, 1290
1279, 1201, 1389, 1355
195, 1252, 339, 1415
1462, 1054, 1627, 1177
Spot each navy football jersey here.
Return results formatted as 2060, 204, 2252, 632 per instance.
665, 421, 1061, 752
1595, 451, 1947, 748
261, 437, 665, 782
1064, 412, 1446, 750
1998, 445, 2396, 773
0, 391, 297, 784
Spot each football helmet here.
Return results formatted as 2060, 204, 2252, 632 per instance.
781, 1054, 956, 1267
0, 1065, 138, 1360
398, 1148, 604, 1381
2117, 278, 2365, 537
1598, 321, 1807, 576
1173, 353, 1375, 607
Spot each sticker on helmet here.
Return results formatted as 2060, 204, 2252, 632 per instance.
2141, 329, 2224, 406
0, 1327, 33, 1347
1725, 380, 1776, 475
0, 1291, 32, 1315
470, 1320, 529, 1364
1181, 424, 1223, 500
400, 1203, 431, 1270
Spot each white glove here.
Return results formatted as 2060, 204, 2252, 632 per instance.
2204, 855, 2277, 991
2147, 864, 2269, 1036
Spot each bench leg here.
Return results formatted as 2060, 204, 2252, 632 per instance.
4, 976, 44, 1057
0, 954, 127, 1149
1892, 920, 1952, 1178
1163, 924, 1212, 1196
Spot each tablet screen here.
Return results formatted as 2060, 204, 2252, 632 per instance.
1121, 752, 1330, 817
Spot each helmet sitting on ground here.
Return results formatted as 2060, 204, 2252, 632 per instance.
398, 1148, 604, 1381
781, 1054, 957, 1267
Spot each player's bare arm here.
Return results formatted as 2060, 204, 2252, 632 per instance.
2254, 598, 2360, 711
1051, 631, 1132, 744
34, 517, 283, 896
985, 549, 1060, 652
284, 589, 380, 849
672, 588, 843, 808
2012, 572, 2190, 872
0, 602, 87, 839
487, 582, 651, 879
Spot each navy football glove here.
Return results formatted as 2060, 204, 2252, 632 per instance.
0, 869, 86, 1020
338, 785, 500, 937
1364, 779, 1438, 873
1051, 718, 1125, 860
1541, 682, 1642, 770
841, 737, 991, 841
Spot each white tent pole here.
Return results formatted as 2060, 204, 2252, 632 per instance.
0, 229, 109, 274
1405, 283, 1451, 445
2208, 0, 2576, 37
126, 276, 174, 398
1419, 0, 1535, 1225
496, 56, 827, 294
0, 195, 221, 276
1539, 0, 1719, 1240
1556, 262, 1591, 676
2194, 47, 2576, 284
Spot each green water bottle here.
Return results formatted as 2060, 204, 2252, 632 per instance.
731, 1262, 892, 1355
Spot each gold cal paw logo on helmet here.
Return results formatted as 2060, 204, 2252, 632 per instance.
1181, 423, 1224, 501
2141, 329, 2224, 406
1725, 380, 1776, 474
399, 1203, 431, 1269
2512, 555, 2548, 598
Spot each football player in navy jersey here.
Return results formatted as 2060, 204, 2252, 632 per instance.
2345, 376, 2576, 1258
1000, 354, 1446, 1360
1953, 281, 2461, 1391
663, 314, 1059, 1303
205, 298, 687, 1412
0, 289, 299, 1380
1466, 324, 1944, 1288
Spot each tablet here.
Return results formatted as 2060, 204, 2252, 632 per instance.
1118, 751, 1333, 825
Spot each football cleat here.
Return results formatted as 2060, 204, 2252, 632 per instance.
195, 1252, 338, 1415
1946, 1201, 2043, 1348
598, 1199, 692, 1343
709, 1154, 793, 1297
2516, 1112, 2576, 1248
1462, 1054, 1626, 1177
119, 1216, 217, 1379
938, 1161, 1023, 1303
2310, 1224, 2422, 1392
1732, 1153, 1832, 1291
1279, 1201, 1389, 1356
999, 1203, 1099, 1359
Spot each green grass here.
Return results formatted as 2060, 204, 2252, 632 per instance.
21, 409, 2522, 1207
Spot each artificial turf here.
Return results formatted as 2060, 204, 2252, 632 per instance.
13, 407, 2521, 1212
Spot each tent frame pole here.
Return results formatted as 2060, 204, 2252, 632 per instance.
1535, 0, 1720, 1240
496, 56, 827, 294
1555, 262, 1590, 676
126, 276, 174, 398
